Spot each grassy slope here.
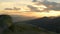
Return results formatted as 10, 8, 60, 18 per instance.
10, 16, 60, 34
8, 22, 57, 34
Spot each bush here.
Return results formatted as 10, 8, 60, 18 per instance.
0, 14, 13, 34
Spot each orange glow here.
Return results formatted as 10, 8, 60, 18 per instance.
0, 10, 60, 19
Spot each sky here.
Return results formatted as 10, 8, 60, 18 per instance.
48, 0, 60, 3
0, 0, 60, 3
0, 0, 60, 10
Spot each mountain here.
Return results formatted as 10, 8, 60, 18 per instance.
0, 15, 58, 34
17, 16, 60, 33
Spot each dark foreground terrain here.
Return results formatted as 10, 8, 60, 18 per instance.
0, 15, 60, 34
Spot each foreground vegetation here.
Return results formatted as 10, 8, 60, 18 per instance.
0, 15, 60, 34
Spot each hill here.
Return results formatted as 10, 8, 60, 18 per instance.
16, 16, 60, 33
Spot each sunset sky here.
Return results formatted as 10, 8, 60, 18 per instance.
0, 0, 60, 10
0, 0, 60, 3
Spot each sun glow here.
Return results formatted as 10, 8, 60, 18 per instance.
0, 10, 60, 18
0, 1, 60, 19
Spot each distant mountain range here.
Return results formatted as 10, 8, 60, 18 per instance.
18, 16, 60, 33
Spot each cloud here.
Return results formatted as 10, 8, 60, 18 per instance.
0, 2, 16, 10
0, 0, 32, 2
0, 0, 32, 10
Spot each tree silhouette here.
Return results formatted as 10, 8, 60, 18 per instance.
0, 14, 13, 34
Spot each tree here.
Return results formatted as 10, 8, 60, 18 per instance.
0, 14, 13, 34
